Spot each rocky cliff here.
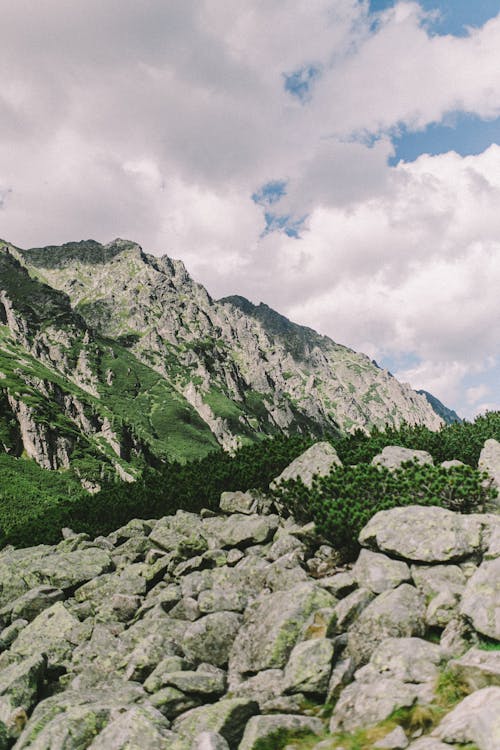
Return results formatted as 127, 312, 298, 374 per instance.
0, 441, 499, 749
0, 238, 444, 486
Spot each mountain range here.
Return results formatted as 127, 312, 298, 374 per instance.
0, 238, 451, 490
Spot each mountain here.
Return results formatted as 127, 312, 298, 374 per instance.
0, 238, 444, 488
417, 390, 462, 425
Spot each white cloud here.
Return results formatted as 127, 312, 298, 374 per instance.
1, 1, 500, 415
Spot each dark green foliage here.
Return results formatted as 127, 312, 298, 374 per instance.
273, 462, 496, 558
0, 434, 312, 547
333, 411, 500, 467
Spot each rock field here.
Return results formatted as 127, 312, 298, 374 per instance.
0, 440, 500, 749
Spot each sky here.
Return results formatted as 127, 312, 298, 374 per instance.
1, 0, 500, 419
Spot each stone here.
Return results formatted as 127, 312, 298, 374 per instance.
371, 446, 433, 469
479, 438, 500, 490
228, 583, 336, 676
87, 705, 174, 749
329, 677, 418, 733
326, 657, 356, 703
441, 459, 465, 469
143, 657, 194, 693
14, 684, 152, 749
150, 687, 200, 720
374, 726, 409, 749
162, 670, 226, 698
406, 740, 450, 750
193, 732, 230, 750
347, 584, 426, 666
201, 514, 279, 550
352, 550, 411, 594
169, 596, 200, 621
182, 612, 242, 667
219, 491, 258, 515
0, 586, 64, 624
10, 602, 80, 668
231, 669, 285, 705
317, 572, 356, 598
172, 698, 259, 747
0, 546, 113, 607
0, 620, 28, 650
425, 589, 460, 627
449, 647, 500, 690
440, 617, 478, 658
267, 532, 306, 562
411, 564, 466, 601
332, 588, 374, 634
359, 505, 484, 563
283, 638, 335, 696
198, 587, 248, 614
432, 685, 500, 749
460, 556, 500, 639
239, 714, 323, 750
270, 442, 342, 489
0, 653, 46, 742
366, 638, 442, 684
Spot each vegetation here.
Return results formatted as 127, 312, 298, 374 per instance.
273, 462, 496, 558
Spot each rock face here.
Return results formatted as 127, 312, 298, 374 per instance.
0, 443, 500, 749
0, 239, 445, 486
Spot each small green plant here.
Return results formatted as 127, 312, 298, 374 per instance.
435, 668, 471, 709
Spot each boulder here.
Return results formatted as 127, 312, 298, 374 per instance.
371, 446, 433, 469
182, 612, 242, 667
0, 653, 46, 742
460, 556, 500, 640
359, 506, 484, 563
193, 732, 230, 750
411, 564, 466, 601
374, 726, 409, 749
172, 698, 259, 747
270, 442, 342, 489
332, 587, 374, 633
352, 550, 411, 594
449, 647, 500, 690
10, 602, 80, 668
432, 685, 500, 749
347, 584, 426, 665
87, 705, 175, 749
366, 637, 442, 684
329, 677, 418, 733
239, 714, 323, 750
479, 438, 500, 489
0, 586, 64, 625
283, 637, 335, 696
228, 583, 335, 676
219, 491, 258, 515
201, 514, 279, 550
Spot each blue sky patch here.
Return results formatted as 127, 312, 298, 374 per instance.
368, 0, 500, 37
283, 65, 320, 103
390, 113, 500, 164
262, 212, 306, 239
252, 180, 287, 207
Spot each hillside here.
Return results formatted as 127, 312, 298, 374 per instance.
0, 238, 444, 488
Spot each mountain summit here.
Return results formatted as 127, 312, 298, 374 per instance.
0, 238, 443, 487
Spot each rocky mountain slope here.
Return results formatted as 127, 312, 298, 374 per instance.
0, 441, 499, 749
0, 238, 444, 486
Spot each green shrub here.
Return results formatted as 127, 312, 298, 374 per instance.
273, 462, 496, 558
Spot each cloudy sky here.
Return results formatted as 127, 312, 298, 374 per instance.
1, 0, 500, 418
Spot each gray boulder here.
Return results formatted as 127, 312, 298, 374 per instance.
329, 677, 417, 733
228, 582, 335, 676
432, 685, 500, 749
10, 602, 81, 669
373, 725, 409, 749
283, 637, 335, 695
460, 556, 500, 639
239, 714, 323, 750
219, 491, 257, 515
371, 446, 433, 469
270, 442, 342, 489
479, 438, 500, 489
411, 564, 466, 601
182, 612, 242, 667
366, 637, 442, 684
87, 705, 175, 749
352, 549, 411, 594
347, 584, 426, 665
194, 732, 230, 750
172, 698, 259, 747
332, 587, 374, 634
201, 514, 279, 550
359, 505, 484, 563
449, 647, 500, 690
